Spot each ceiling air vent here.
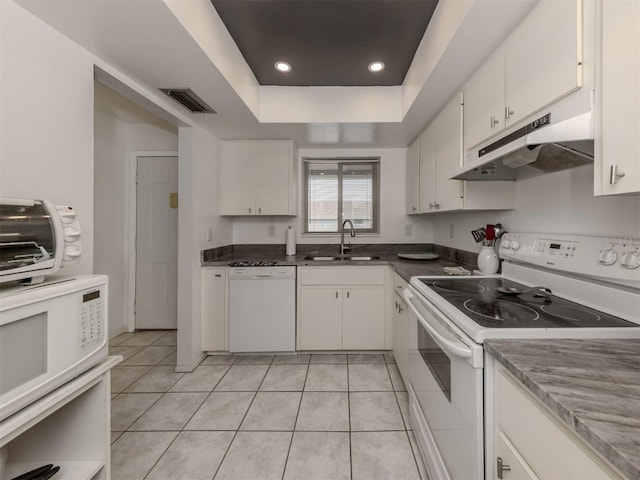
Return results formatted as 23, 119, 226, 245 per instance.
159, 88, 216, 114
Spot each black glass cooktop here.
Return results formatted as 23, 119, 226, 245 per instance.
419, 277, 636, 329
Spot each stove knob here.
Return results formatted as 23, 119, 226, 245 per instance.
510, 239, 521, 251
502, 239, 511, 249
621, 251, 640, 269
598, 248, 618, 265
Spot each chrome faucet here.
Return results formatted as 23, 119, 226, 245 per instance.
340, 219, 355, 255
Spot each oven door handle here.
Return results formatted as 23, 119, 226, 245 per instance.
404, 288, 472, 360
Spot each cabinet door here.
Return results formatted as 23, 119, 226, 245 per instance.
219, 143, 256, 215
406, 137, 420, 215
597, 0, 640, 195
299, 287, 343, 350
494, 432, 539, 480
342, 286, 385, 350
505, 0, 581, 127
418, 122, 437, 213
463, 48, 505, 151
202, 268, 227, 351
392, 290, 409, 386
435, 94, 464, 212
255, 142, 294, 215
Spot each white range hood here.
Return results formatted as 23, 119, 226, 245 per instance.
450, 92, 595, 181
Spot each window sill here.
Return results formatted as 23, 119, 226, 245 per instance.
301, 233, 381, 238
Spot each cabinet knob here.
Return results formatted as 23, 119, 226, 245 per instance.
412, 206, 417, 212
258, 207, 262, 214
490, 115, 500, 128
336, 291, 339, 299
398, 305, 404, 313
497, 457, 511, 479
609, 165, 626, 185
248, 207, 252, 213
346, 291, 350, 299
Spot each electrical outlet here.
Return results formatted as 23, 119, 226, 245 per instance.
405, 224, 413, 236
267, 225, 276, 237
449, 224, 455, 239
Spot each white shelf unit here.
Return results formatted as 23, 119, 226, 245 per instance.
1, 356, 121, 480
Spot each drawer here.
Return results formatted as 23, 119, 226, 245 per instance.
391, 271, 409, 295
298, 266, 386, 286
495, 368, 622, 480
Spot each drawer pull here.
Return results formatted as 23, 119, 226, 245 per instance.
497, 457, 511, 479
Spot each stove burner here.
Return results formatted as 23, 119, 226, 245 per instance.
463, 298, 540, 322
540, 304, 601, 322
431, 280, 486, 294
229, 260, 278, 267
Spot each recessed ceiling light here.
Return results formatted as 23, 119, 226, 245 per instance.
368, 61, 385, 73
275, 61, 291, 73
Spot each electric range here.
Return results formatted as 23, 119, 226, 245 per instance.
404, 233, 640, 480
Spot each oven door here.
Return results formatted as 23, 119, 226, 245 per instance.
404, 287, 484, 480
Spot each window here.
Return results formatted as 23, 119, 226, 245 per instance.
303, 158, 380, 234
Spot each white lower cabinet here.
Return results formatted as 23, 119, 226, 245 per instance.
391, 273, 409, 386
297, 267, 387, 351
299, 287, 343, 350
202, 268, 227, 352
1, 357, 120, 480
494, 366, 623, 480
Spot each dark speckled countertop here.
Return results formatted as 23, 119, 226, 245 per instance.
485, 339, 640, 479
201, 243, 479, 280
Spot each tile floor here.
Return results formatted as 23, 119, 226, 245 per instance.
109, 330, 428, 480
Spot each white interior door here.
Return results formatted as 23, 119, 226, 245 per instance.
135, 156, 178, 329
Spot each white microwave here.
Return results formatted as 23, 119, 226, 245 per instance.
0, 275, 108, 421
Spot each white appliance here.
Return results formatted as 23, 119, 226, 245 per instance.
0, 198, 82, 285
404, 233, 640, 480
0, 275, 108, 421
228, 264, 296, 353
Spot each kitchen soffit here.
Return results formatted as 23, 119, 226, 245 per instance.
210, 0, 439, 87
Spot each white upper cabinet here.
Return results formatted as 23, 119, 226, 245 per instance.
415, 93, 514, 214
464, 0, 582, 152
406, 137, 420, 215
219, 140, 297, 215
418, 114, 439, 212
504, 0, 581, 128
595, 0, 640, 195
464, 48, 506, 150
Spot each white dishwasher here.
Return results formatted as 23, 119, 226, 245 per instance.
228, 265, 296, 353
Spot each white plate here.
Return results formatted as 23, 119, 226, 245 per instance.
397, 253, 440, 260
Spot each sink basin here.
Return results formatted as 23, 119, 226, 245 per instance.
304, 255, 381, 261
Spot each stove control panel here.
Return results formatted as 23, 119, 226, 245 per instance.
534, 239, 579, 260
499, 233, 640, 288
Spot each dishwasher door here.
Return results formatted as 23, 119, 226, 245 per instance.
228, 266, 296, 353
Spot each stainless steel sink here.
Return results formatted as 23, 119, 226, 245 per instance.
304, 255, 380, 261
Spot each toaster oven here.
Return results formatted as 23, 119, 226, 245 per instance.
0, 198, 82, 285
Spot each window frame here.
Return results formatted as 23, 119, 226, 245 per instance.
302, 157, 380, 235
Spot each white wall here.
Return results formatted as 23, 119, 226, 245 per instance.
0, 0, 95, 276
94, 95, 179, 338
232, 147, 434, 245
433, 165, 640, 252
177, 126, 232, 371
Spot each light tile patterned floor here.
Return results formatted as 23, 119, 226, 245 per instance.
109, 330, 428, 480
